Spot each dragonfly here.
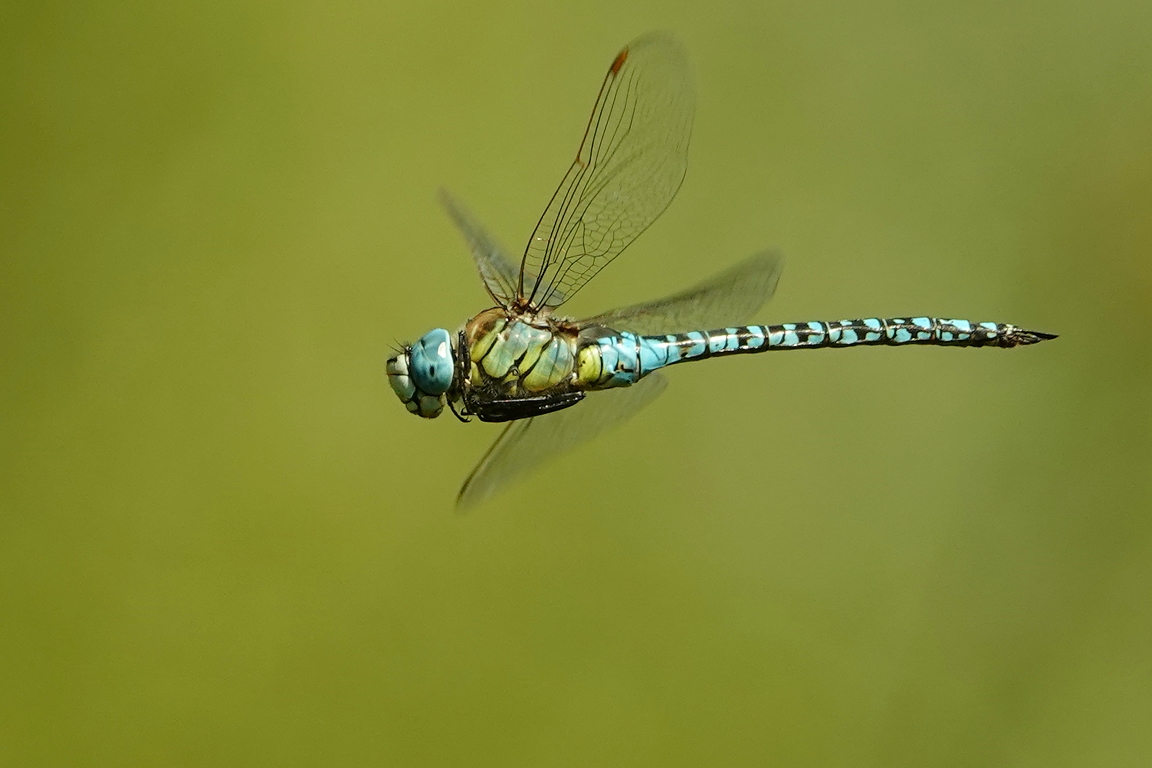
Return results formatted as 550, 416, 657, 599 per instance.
386, 33, 1056, 510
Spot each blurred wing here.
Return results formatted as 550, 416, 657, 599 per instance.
457, 373, 668, 512
519, 33, 695, 310
580, 251, 784, 335
439, 189, 563, 308
439, 189, 519, 307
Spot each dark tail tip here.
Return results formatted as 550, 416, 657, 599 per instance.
1009, 328, 1058, 346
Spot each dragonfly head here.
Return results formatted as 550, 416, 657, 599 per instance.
387, 328, 455, 418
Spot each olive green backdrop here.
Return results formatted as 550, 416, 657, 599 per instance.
2, 1, 1150, 765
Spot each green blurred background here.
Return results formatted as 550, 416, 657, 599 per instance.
2, 0, 1150, 765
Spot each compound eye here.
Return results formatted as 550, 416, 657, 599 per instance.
408, 328, 454, 395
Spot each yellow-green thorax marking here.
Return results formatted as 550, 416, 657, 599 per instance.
464, 309, 583, 395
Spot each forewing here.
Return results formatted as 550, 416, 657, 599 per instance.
580, 251, 783, 335
457, 373, 668, 512
520, 33, 695, 310
439, 189, 519, 307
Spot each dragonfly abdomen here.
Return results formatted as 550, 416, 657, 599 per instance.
747, 317, 1057, 350
576, 317, 1056, 389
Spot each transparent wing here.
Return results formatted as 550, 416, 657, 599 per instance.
457, 373, 668, 512
519, 33, 695, 310
580, 251, 784, 335
439, 189, 566, 308
439, 189, 520, 307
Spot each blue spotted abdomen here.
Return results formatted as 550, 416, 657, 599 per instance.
576, 317, 1056, 389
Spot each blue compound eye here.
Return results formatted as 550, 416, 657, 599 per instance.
408, 328, 454, 395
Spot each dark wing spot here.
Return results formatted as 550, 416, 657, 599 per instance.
609, 48, 628, 75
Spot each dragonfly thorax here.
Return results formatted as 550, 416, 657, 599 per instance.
386, 327, 456, 419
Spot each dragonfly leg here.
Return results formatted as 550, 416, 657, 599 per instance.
466, 390, 585, 423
